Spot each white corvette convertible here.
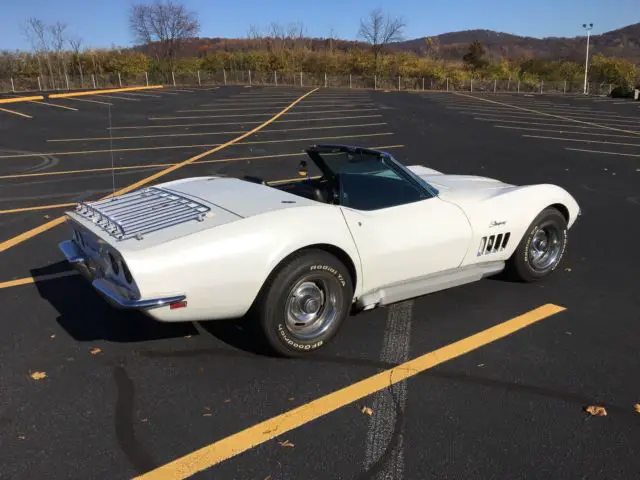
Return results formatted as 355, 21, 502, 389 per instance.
59, 144, 580, 356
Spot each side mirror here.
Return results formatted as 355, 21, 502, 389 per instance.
298, 160, 308, 177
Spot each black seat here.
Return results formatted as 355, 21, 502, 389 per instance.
311, 185, 331, 203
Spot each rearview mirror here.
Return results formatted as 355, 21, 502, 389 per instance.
298, 160, 308, 177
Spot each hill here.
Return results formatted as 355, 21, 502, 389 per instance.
171, 23, 640, 63
391, 23, 640, 62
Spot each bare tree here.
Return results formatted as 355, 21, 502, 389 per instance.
50, 21, 68, 79
22, 18, 54, 81
358, 8, 406, 68
69, 36, 84, 85
128, 0, 200, 73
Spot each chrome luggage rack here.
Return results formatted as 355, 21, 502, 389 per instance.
74, 187, 211, 240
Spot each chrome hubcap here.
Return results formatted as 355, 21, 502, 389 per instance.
528, 224, 562, 270
285, 279, 338, 340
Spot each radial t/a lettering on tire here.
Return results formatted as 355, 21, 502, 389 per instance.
254, 249, 354, 357
506, 207, 568, 282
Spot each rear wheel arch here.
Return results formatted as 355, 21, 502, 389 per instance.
266, 243, 357, 293
248, 243, 358, 313
249, 244, 357, 356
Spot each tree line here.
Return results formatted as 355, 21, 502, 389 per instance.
1, 2, 637, 88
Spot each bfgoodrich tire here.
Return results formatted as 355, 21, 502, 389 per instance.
506, 207, 568, 282
254, 249, 354, 357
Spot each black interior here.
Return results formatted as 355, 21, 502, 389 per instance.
272, 176, 336, 204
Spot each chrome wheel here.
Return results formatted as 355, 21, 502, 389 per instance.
528, 223, 562, 271
285, 279, 339, 341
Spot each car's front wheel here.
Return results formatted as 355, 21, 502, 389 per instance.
506, 207, 568, 282
254, 249, 354, 357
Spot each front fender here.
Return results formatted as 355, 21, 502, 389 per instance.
458, 183, 580, 266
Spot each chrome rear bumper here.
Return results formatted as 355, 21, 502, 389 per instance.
58, 240, 186, 310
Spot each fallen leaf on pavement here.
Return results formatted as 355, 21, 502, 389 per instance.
278, 439, 294, 448
30, 371, 46, 380
584, 405, 607, 416
634, 404, 640, 414
89, 347, 102, 355
360, 406, 373, 416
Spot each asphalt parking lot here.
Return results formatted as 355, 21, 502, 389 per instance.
1, 85, 639, 479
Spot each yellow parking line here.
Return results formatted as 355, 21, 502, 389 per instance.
0, 145, 405, 180
49, 85, 163, 99
0, 271, 78, 290
0, 132, 392, 159
151, 108, 378, 121
0, 203, 76, 215
47, 123, 387, 142
134, 304, 566, 479
108, 114, 383, 130
30, 100, 79, 111
0, 106, 32, 118
0, 88, 320, 255
452, 92, 640, 136
0, 95, 43, 104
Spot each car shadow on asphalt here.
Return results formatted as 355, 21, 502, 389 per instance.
197, 318, 279, 357
30, 262, 199, 343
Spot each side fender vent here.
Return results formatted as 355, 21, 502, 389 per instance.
477, 232, 511, 256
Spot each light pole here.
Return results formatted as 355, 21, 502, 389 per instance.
582, 23, 593, 95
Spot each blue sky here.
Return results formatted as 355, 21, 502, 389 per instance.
1, 0, 636, 51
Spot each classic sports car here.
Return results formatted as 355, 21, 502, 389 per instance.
58, 144, 580, 356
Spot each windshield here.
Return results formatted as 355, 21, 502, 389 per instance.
311, 148, 435, 210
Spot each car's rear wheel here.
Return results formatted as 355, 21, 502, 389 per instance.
506, 207, 568, 282
254, 249, 353, 357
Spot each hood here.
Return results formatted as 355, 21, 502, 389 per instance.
407, 165, 518, 204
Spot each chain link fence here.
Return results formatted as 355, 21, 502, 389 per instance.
0, 70, 625, 97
